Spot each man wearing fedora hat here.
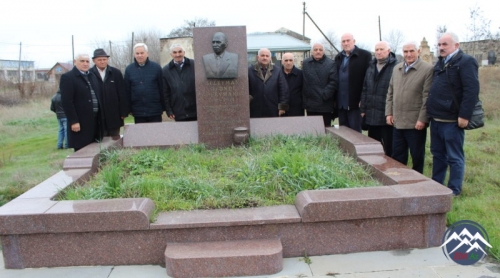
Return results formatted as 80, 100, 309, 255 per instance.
90, 48, 128, 139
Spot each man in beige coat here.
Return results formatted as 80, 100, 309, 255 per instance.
386, 41, 433, 174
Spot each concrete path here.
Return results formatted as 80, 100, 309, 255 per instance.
1, 247, 499, 277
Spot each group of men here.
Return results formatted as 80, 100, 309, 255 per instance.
361, 32, 478, 197
59, 31, 478, 196
60, 42, 196, 151
238, 31, 477, 197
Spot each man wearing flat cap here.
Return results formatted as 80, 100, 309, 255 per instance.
90, 48, 128, 139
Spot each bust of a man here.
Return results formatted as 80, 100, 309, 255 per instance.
203, 32, 238, 79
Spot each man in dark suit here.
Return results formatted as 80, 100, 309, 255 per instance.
203, 32, 238, 79
334, 33, 372, 132
61, 53, 103, 151
281, 52, 304, 116
90, 48, 128, 139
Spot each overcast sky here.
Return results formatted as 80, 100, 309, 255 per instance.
1, 0, 498, 68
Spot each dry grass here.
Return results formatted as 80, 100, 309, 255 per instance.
479, 67, 500, 120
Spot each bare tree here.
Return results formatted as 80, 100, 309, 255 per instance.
466, 4, 492, 41
465, 4, 493, 62
320, 30, 340, 59
167, 18, 216, 38
435, 25, 447, 57
93, 28, 163, 73
383, 29, 405, 54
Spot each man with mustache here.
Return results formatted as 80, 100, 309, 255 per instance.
426, 32, 479, 196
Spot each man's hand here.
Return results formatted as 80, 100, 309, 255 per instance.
169, 114, 175, 120
415, 121, 426, 130
458, 117, 469, 129
71, 123, 80, 132
386, 115, 393, 126
279, 109, 285, 116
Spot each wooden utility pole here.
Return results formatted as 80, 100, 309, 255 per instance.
378, 16, 382, 41
72, 35, 75, 63
131, 32, 135, 64
302, 2, 306, 41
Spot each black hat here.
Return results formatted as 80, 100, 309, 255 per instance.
92, 49, 110, 59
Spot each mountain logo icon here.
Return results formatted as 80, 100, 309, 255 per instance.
441, 220, 492, 266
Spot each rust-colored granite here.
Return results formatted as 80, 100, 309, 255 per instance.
165, 239, 283, 277
0, 120, 452, 272
122, 122, 199, 148
152, 205, 300, 229
193, 26, 251, 148
63, 137, 122, 171
250, 116, 325, 137
326, 126, 384, 156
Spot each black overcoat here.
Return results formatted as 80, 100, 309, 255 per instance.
61, 67, 104, 149
90, 65, 128, 130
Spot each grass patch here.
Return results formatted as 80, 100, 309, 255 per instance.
60, 135, 380, 213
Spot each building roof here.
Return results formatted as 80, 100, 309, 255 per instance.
0, 59, 35, 69
247, 32, 311, 52
47, 62, 73, 75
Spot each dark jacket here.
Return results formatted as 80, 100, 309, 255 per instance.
162, 58, 197, 120
302, 55, 336, 113
50, 89, 66, 119
248, 62, 289, 118
427, 50, 479, 121
283, 65, 304, 116
90, 65, 128, 131
360, 52, 398, 126
60, 67, 104, 149
334, 46, 372, 109
124, 58, 165, 118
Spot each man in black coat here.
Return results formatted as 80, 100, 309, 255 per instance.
60, 54, 104, 151
334, 33, 372, 132
124, 43, 165, 123
302, 43, 336, 126
282, 53, 304, 116
90, 49, 128, 139
248, 48, 289, 118
163, 44, 197, 121
360, 41, 397, 156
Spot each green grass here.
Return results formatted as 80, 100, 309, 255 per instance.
1, 69, 500, 261
60, 135, 380, 214
0, 99, 72, 205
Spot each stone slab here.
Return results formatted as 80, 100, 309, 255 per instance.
16, 169, 89, 199
326, 126, 384, 157
152, 205, 300, 229
391, 180, 453, 215
43, 198, 154, 233
165, 238, 283, 277
295, 187, 403, 222
193, 26, 250, 148
122, 122, 198, 148
62, 137, 121, 171
1, 213, 445, 269
250, 116, 325, 137
358, 155, 429, 184
0, 198, 56, 235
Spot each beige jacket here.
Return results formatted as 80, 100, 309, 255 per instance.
386, 59, 434, 129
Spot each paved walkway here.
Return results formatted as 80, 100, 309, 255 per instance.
1, 247, 499, 277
